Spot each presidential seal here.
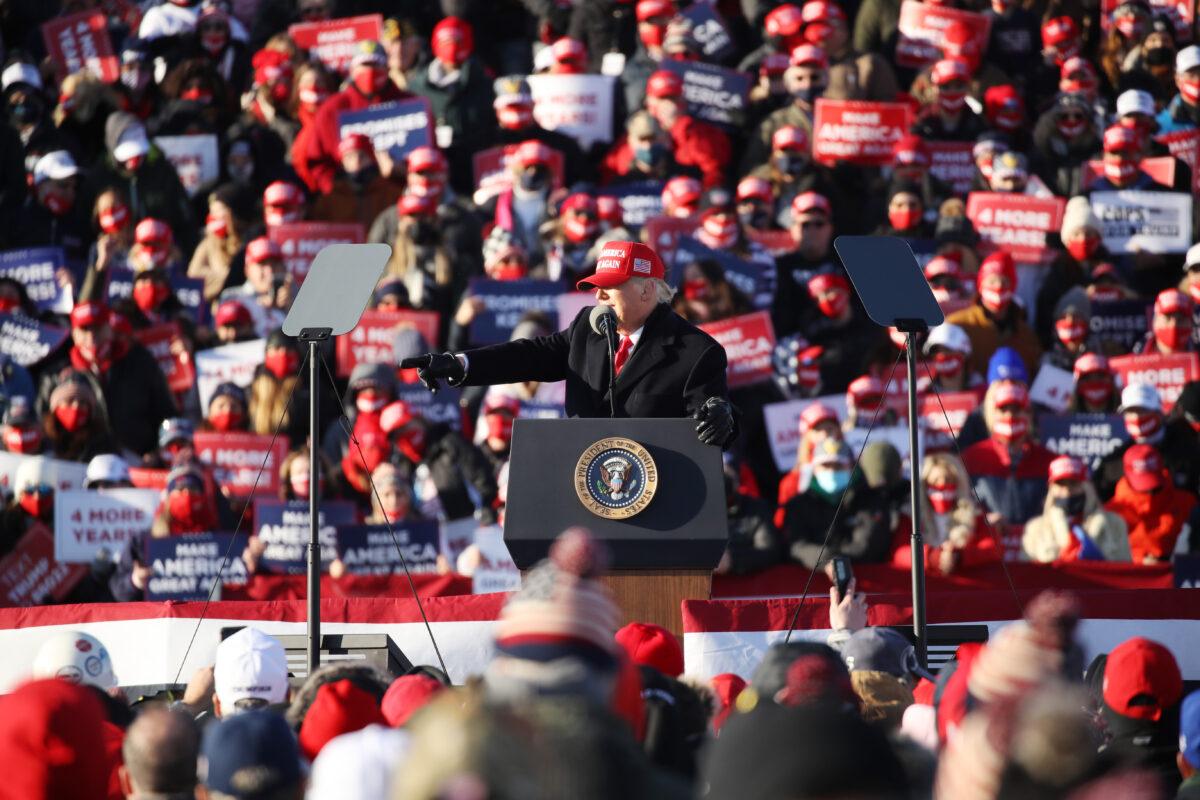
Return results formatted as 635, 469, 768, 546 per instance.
574, 437, 658, 519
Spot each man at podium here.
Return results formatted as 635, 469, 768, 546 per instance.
401, 240, 736, 447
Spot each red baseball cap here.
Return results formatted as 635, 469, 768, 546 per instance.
1122, 443, 1164, 492
381, 674, 444, 727
1048, 454, 1087, 483
406, 146, 447, 173
931, 58, 970, 85
792, 190, 831, 217
807, 271, 848, 296
263, 180, 303, 207
772, 125, 809, 152
576, 241, 665, 290
764, 3, 804, 37
337, 132, 374, 158
736, 176, 773, 203
993, 381, 1029, 409
662, 175, 702, 209
246, 236, 282, 263
760, 53, 791, 76
1154, 288, 1192, 315
636, 0, 673, 22
1042, 16, 1078, 48
647, 69, 685, 99
1102, 637, 1183, 721
70, 301, 109, 329
924, 255, 961, 280
134, 218, 171, 246
978, 251, 1016, 286
512, 140, 554, 168
551, 37, 587, 70
214, 300, 252, 327
1073, 352, 1110, 379
596, 195, 623, 225
432, 16, 474, 64
615, 621, 684, 677
789, 43, 827, 69
799, 401, 838, 433
801, 0, 846, 25
1103, 125, 1140, 154
397, 193, 438, 217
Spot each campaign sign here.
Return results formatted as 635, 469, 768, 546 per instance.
467, 279, 563, 346
54, 488, 159, 563
527, 74, 617, 150
193, 432, 288, 497
144, 533, 249, 601
812, 100, 912, 166
1110, 352, 1200, 411
965, 192, 1066, 263
288, 14, 383, 74
267, 221, 364, 283
470, 525, 521, 593
1089, 190, 1193, 255
153, 135, 219, 197
0, 313, 68, 367
1090, 299, 1151, 352
556, 292, 593, 327
335, 308, 440, 377
927, 141, 975, 197
0, 453, 87, 497
746, 228, 797, 256
254, 498, 355, 574
1029, 363, 1075, 413
0, 524, 85, 607
917, 390, 977, 452
338, 97, 434, 161
699, 311, 777, 389
195, 339, 266, 413
763, 395, 847, 471
471, 144, 565, 205
1037, 413, 1129, 470
658, 59, 751, 131
680, 3, 737, 62
895, 1, 991, 69
1176, 555, 1200, 588
106, 269, 208, 325
134, 323, 195, 393
397, 385, 462, 430
0, 247, 70, 312
672, 236, 777, 310
335, 521, 440, 575
1084, 157, 1175, 190
1156, 130, 1200, 193
42, 11, 119, 82
599, 180, 665, 234
129, 467, 168, 490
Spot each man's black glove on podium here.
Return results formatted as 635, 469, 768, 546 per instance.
399, 353, 464, 393
694, 397, 734, 447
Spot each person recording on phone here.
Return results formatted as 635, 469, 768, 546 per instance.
400, 240, 737, 448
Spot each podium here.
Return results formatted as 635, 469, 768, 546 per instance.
505, 418, 727, 637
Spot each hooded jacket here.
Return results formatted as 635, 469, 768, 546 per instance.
1022, 482, 1130, 562
1105, 475, 1198, 563
1094, 419, 1200, 502
782, 476, 893, 568
406, 57, 498, 193
301, 81, 410, 195
1028, 108, 1102, 198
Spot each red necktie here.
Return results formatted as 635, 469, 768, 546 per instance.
613, 335, 633, 376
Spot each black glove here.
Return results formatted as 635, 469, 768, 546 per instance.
694, 397, 734, 448
399, 352, 465, 394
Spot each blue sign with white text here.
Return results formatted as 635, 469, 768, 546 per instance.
468, 279, 563, 345
144, 532, 248, 601
335, 521, 441, 574
338, 97, 434, 160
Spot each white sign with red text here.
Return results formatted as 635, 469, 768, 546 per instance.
54, 488, 159, 563
527, 74, 616, 150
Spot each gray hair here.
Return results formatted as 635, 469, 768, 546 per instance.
633, 276, 675, 304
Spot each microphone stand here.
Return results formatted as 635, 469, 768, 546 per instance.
604, 318, 617, 418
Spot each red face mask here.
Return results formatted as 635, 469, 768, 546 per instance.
933, 351, 965, 378
980, 287, 1012, 315
1066, 236, 1098, 261
133, 280, 170, 313
701, 216, 739, 249
490, 260, 526, 281
938, 89, 967, 114
683, 279, 709, 301
99, 202, 129, 234
640, 23, 666, 49
20, 492, 52, 519
181, 87, 213, 103
54, 404, 90, 432
1189, 282, 1200, 305
1114, 15, 1145, 40
992, 415, 1028, 443
356, 392, 388, 415
928, 485, 957, 514
206, 213, 229, 239
1154, 322, 1191, 352
1126, 411, 1162, 441
268, 80, 291, 104
264, 349, 300, 379
290, 474, 310, 498
497, 103, 534, 130
1055, 318, 1088, 347
353, 67, 387, 97
1078, 377, 1112, 406
563, 214, 598, 244
209, 409, 243, 432
485, 413, 514, 444
168, 490, 209, 528
298, 87, 329, 109
1104, 160, 1137, 184
4, 426, 40, 453
1090, 283, 1122, 302
888, 207, 921, 231
0, 296, 18, 313
1181, 77, 1200, 104
1056, 116, 1087, 139
43, 189, 74, 216
817, 290, 849, 319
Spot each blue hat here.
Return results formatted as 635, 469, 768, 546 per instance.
211, 381, 247, 409
159, 417, 195, 449
1182, 691, 1200, 769
986, 347, 1027, 384
841, 627, 934, 682
201, 711, 303, 798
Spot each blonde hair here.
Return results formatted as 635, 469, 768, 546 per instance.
249, 371, 296, 435
386, 216, 453, 287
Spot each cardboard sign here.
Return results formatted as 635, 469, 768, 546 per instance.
0, 247, 71, 313
193, 432, 288, 497
0, 524, 86, 607
658, 59, 751, 131
598, 180, 665, 234
254, 499, 356, 574
965, 192, 1066, 263
144, 533, 249, 601
335, 521, 440, 575
153, 135, 219, 197
41, 11, 119, 82
1109, 352, 1200, 411
680, 3, 737, 62
918, 390, 977, 452
54, 488, 159, 563
1089, 190, 1194, 254
1037, 413, 1129, 471
396, 385, 462, 430
699, 311, 777, 388
0, 313, 68, 367
471, 144, 565, 205
195, 339, 266, 413
1090, 299, 1151, 352
895, 1, 992, 69
470, 525, 521, 593
672, 236, 776, 310
527, 74, 617, 150
134, 323, 195, 393
129, 467, 168, 490
1029, 363, 1075, 413
467, 279, 563, 346
335, 308, 439, 377
0, 453, 87, 497
288, 14, 383, 74
1175, 555, 1200, 588
812, 100, 913, 166
927, 141, 975, 197
1155, 130, 1200, 193
338, 97, 434, 161
267, 221, 364, 283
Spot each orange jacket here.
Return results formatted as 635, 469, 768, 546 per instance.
1104, 476, 1197, 563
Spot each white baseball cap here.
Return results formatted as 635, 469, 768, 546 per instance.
1185, 242, 1200, 270
1177, 45, 1200, 74
1, 62, 42, 93
32, 630, 118, 689
112, 125, 150, 162
1116, 89, 1155, 118
32, 150, 78, 185
85, 453, 131, 488
1118, 382, 1162, 413
922, 322, 972, 356
213, 627, 289, 709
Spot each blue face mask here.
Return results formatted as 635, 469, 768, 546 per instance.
814, 468, 851, 495
633, 142, 666, 168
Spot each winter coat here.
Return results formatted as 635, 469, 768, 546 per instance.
1155, 94, 1200, 135
1094, 421, 1200, 502
310, 173, 404, 231
961, 437, 1057, 525
301, 82, 411, 195
367, 192, 484, 286
567, 0, 639, 74
187, 235, 242, 302
725, 493, 784, 575
396, 422, 499, 523
1028, 111, 1102, 198
945, 301, 1042, 379
826, 50, 901, 103
10, 199, 92, 267
782, 479, 893, 568
910, 107, 989, 143
86, 150, 198, 254
802, 303, 891, 395
852, 0, 903, 68
406, 58, 499, 193
1105, 475, 1199, 563
1022, 484, 1131, 562
492, 123, 591, 186
891, 501, 1003, 574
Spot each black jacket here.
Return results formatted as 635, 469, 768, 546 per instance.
725, 492, 784, 575
782, 480, 893, 568
395, 421, 498, 523
461, 303, 730, 420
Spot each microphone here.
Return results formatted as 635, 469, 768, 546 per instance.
589, 305, 619, 418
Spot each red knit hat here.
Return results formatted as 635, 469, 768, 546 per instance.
380, 674, 444, 727
298, 679, 387, 760
710, 673, 747, 732
615, 621, 684, 677
1102, 637, 1182, 721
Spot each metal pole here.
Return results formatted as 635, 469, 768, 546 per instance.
307, 338, 320, 675
907, 331, 927, 668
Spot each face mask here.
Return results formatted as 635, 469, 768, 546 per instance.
201, 31, 227, 54
42, 189, 73, 216
793, 85, 824, 104
1145, 47, 1173, 66
932, 286, 957, 304
353, 68, 387, 96
1189, 282, 1200, 305
54, 403, 89, 432
814, 468, 851, 495
264, 349, 299, 379
817, 291, 849, 319
228, 159, 253, 183
1154, 322, 1191, 351
992, 416, 1027, 443
209, 409, 243, 432
1127, 411, 1162, 441
410, 174, 444, 198
133, 280, 170, 312
485, 413, 514, 444
264, 206, 302, 226
168, 491, 208, 527
298, 87, 328, 108
928, 486, 957, 514
739, 207, 771, 229
888, 207, 921, 231
122, 155, 144, 174
1066, 236, 1098, 261
9, 99, 41, 126
347, 164, 379, 190
632, 143, 666, 168
4, 427, 39, 453
1056, 116, 1087, 139
206, 213, 229, 239
777, 154, 807, 176
933, 351, 965, 378
121, 69, 149, 93
518, 167, 549, 191
180, 87, 213, 103
702, 216, 739, 249
76, 340, 111, 366
144, 246, 171, 269
980, 287, 1012, 315
411, 221, 439, 246
99, 203, 129, 234
290, 474, 310, 498
640, 24, 666, 49
490, 260, 526, 281
1055, 318, 1088, 346
1179, 78, 1200, 105
563, 214, 598, 244
938, 89, 967, 114
1090, 283, 1122, 302
497, 104, 533, 130
683, 279, 709, 301
1114, 16, 1145, 40
1054, 492, 1088, 517
1104, 161, 1137, 184
356, 394, 387, 414
20, 492, 52, 519
1078, 378, 1112, 406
